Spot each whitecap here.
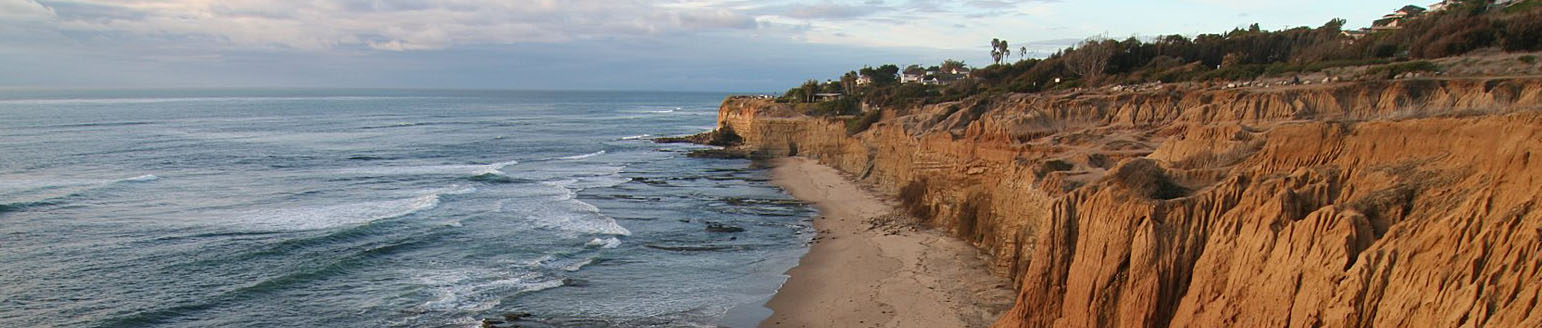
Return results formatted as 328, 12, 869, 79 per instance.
586, 237, 622, 249
501, 192, 631, 236
555, 150, 605, 160
119, 174, 160, 183
517, 254, 599, 272
560, 258, 595, 271
413, 269, 563, 313
336, 159, 518, 177
474, 160, 520, 176
619, 134, 651, 140
228, 186, 471, 230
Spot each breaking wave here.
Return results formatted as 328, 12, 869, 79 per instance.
229, 187, 474, 231
556, 150, 606, 160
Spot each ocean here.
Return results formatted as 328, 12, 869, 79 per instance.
0, 89, 812, 327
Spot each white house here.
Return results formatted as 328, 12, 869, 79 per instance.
1429, 0, 1453, 12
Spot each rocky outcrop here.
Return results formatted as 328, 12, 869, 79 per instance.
715, 78, 1542, 327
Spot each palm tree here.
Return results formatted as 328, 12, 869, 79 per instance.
990, 39, 1003, 64
1020, 46, 1027, 61
1001, 40, 1010, 64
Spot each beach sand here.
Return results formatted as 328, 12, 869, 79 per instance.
759, 157, 1015, 328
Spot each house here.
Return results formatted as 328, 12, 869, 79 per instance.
856, 75, 872, 86
813, 93, 842, 101
901, 73, 925, 84
1429, 0, 1453, 12
949, 67, 972, 75
1342, 28, 1373, 40
1373, 5, 1427, 30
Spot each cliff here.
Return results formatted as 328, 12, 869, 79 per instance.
716, 78, 1542, 327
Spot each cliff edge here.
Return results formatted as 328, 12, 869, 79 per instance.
717, 78, 1542, 327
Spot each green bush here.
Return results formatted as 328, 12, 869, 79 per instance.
845, 109, 882, 135
788, 2, 1542, 107
811, 97, 861, 116
1521, 55, 1538, 64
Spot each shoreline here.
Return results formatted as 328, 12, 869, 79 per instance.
757, 157, 1014, 328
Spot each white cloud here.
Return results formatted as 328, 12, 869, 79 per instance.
0, 0, 54, 21
19, 0, 763, 51
4, 0, 1065, 53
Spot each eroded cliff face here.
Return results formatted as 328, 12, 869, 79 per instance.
717, 78, 1542, 327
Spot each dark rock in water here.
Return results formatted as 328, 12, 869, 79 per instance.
480, 318, 510, 328
468, 172, 518, 183
561, 278, 591, 287
652, 132, 712, 144
482, 312, 534, 328
632, 177, 671, 186
611, 194, 662, 201
654, 127, 742, 146
705, 221, 745, 233
685, 148, 750, 159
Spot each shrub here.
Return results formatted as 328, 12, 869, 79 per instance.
811, 97, 860, 116
1501, 11, 1542, 51
1365, 61, 1439, 79
1034, 159, 1075, 178
845, 109, 882, 135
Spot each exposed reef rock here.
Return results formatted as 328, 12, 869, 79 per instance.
714, 79, 1542, 327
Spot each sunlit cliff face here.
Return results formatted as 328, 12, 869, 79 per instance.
715, 78, 1542, 327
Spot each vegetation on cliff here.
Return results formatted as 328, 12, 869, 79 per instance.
779, 0, 1542, 127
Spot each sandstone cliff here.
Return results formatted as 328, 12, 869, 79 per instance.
716, 78, 1542, 327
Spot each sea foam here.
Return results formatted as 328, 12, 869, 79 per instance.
231, 186, 473, 231
555, 150, 606, 160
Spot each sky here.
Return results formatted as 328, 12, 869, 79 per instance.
0, 0, 1423, 92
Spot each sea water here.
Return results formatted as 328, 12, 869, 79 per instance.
0, 89, 812, 327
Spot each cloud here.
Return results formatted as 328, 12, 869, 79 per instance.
0, 0, 54, 21
19, 0, 763, 51
773, 2, 889, 20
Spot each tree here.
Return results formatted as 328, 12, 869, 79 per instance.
874, 64, 900, 85
1002, 40, 1011, 64
783, 79, 821, 103
860, 64, 901, 86
990, 39, 1012, 65
1064, 38, 1114, 80
1321, 18, 1346, 33
941, 59, 966, 72
840, 71, 859, 94
1020, 46, 1027, 61
821, 80, 843, 94
991, 39, 1003, 64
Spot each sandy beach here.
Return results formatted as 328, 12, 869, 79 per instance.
760, 157, 1015, 328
